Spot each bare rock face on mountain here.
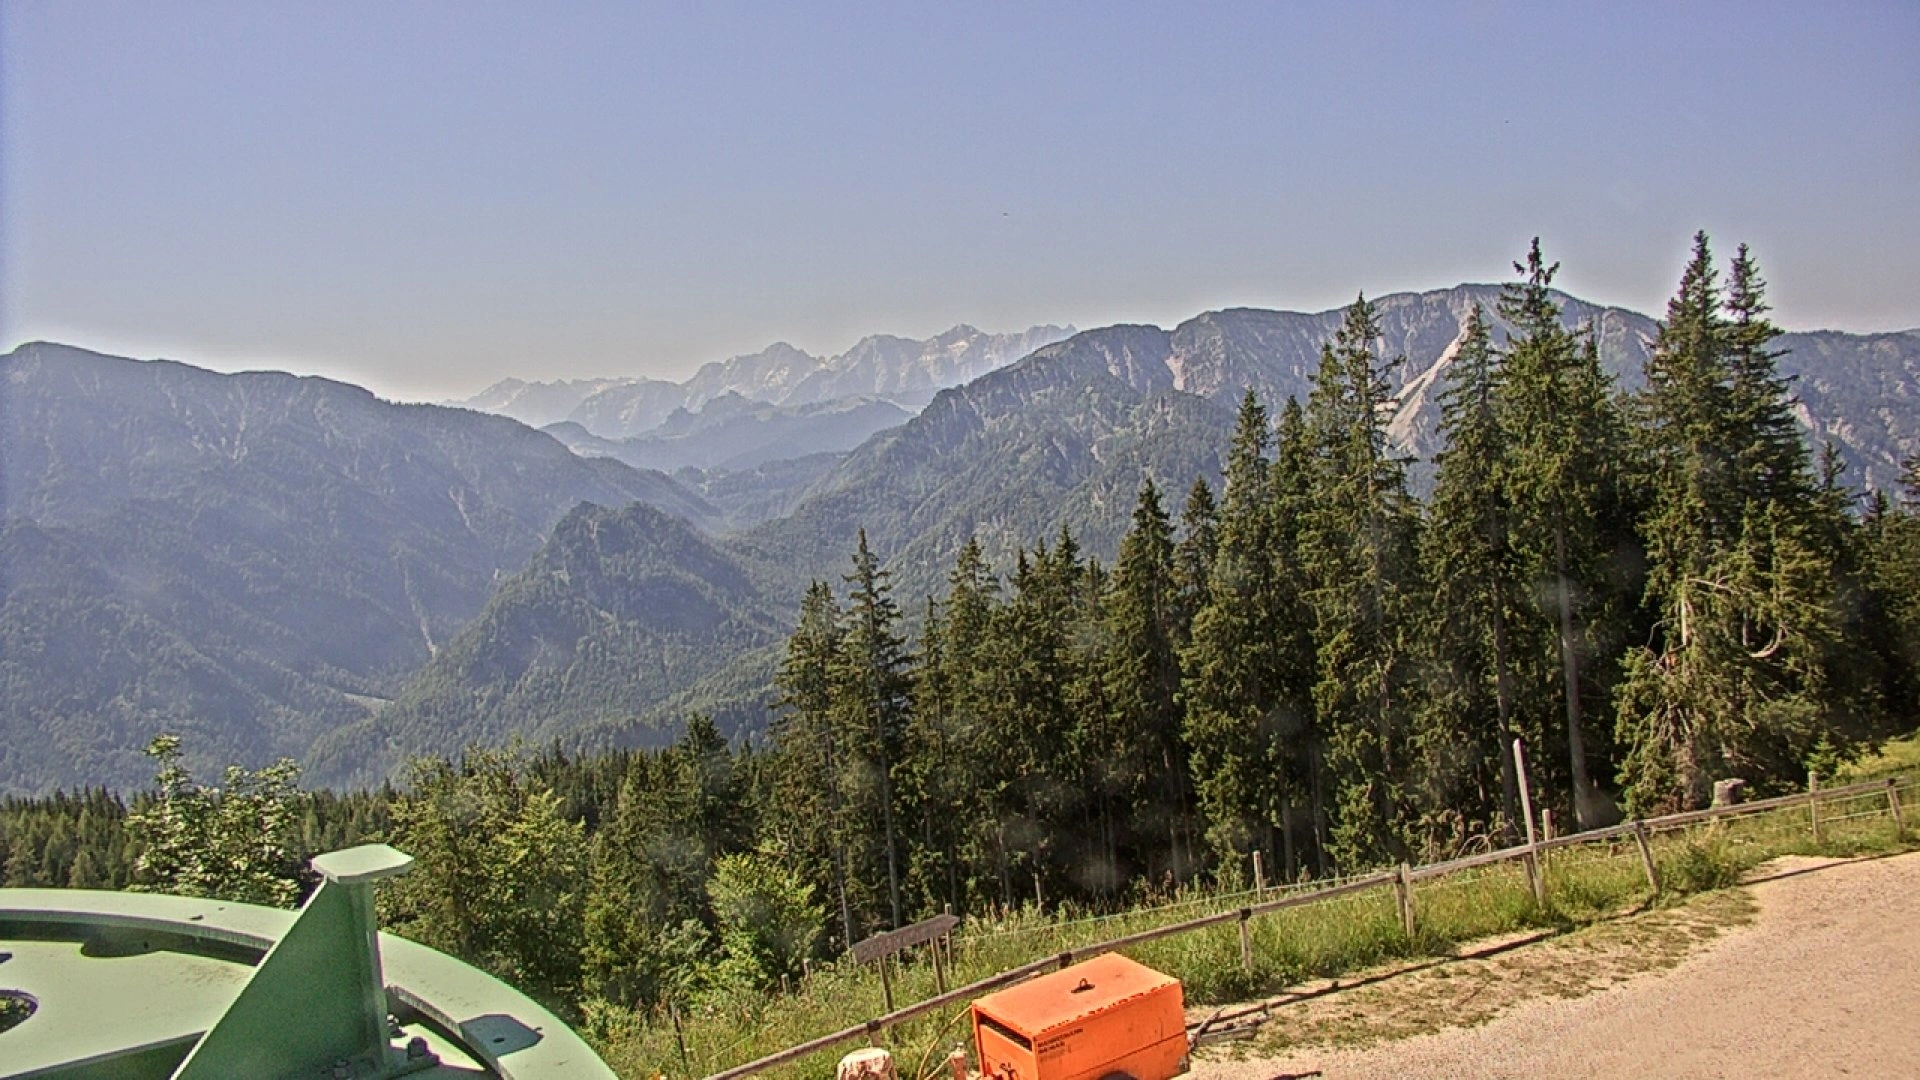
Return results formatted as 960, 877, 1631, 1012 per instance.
447, 376, 632, 429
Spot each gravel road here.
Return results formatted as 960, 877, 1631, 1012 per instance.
1195, 850, 1920, 1079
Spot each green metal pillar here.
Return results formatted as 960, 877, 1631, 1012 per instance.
169, 844, 429, 1080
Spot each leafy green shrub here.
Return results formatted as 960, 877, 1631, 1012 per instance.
1663, 836, 1742, 893
125, 733, 304, 907
707, 846, 825, 994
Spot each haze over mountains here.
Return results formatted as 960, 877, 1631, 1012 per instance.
4, 290, 1915, 793
453, 324, 1075, 437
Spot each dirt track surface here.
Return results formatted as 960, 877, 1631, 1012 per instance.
1193, 851, 1920, 1079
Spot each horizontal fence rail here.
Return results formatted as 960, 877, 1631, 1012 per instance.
703, 772, 1911, 1080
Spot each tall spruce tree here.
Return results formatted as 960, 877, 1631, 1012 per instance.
1172, 477, 1221, 649
770, 579, 856, 946
1860, 469, 1920, 724
1417, 304, 1529, 836
1495, 240, 1633, 828
1300, 296, 1424, 867
1268, 396, 1327, 875
1099, 479, 1193, 883
836, 529, 913, 930
986, 532, 1095, 906
905, 537, 1002, 913
1616, 236, 1855, 810
1183, 392, 1290, 867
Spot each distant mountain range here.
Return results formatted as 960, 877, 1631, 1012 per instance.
4, 291, 1915, 793
544, 394, 913, 476
0, 344, 718, 790
451, 324, 1075, 438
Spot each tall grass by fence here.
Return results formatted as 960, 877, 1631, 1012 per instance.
595, 773, 1913, 1080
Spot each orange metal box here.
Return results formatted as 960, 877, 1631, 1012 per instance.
971, 953, 1187, 1080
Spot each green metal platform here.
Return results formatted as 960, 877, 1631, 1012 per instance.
0, 844, 616, 1079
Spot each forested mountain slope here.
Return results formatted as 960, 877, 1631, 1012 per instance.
306, 500, 783, 787
0, 343, 717, 793
4, 286, 1914, 793
736, 325, 1238, 602
735, 289, 1657, 597
757, 288, 1915, 591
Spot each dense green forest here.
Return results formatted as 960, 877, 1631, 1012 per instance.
5, 237, 1918, 1033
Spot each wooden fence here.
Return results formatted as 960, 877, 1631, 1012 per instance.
704, 771, 1909, 1080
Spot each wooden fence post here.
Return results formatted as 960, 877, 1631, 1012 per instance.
1395, 863, 1416, 941
1809, 770, 1822, 845
1632, 820, 1661, 894
1540, 808, 1556, 877
670, 999, 691, 1075
1514, 739, 1546, 906
1237, 909, 1254, 975
1252, 850, 1266, 896
1888, 777, 1907, 836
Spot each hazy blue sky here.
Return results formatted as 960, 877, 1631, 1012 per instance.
4, 2, 1916, 401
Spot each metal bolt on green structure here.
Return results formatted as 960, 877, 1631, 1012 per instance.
0, 844, 617, 1079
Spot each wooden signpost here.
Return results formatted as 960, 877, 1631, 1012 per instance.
852, 913, 961, 1013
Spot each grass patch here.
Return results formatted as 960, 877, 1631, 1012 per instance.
594, 787, 1914, 1079
1243, 886, 1759, 1057
1838, 730, 1920, 782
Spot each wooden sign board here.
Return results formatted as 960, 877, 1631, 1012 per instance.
850, 913, 959, 965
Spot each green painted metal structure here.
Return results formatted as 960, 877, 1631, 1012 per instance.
0, 844, 617, 1079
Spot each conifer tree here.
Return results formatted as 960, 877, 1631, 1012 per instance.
1860, 470, 1920, 722
1172, 477, 1221, 648
383, 747, 587, 1010
1099, 479, 1192, 882
1300, 296, 1424, 866
835, 529, 913, 930
905, 537, 1001, 913
581, 747, 719, 1008
1418, 304, 1528, 834
1268, 396, 1328, 874
905, 595, 956, 912
1183, 392, 1288, 866
1726, 246, 1814, 510
988, 530, 1097, 905
1617, 236, 1856, 809
770, 580, 855, 946
1495, 240, 1633, 827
